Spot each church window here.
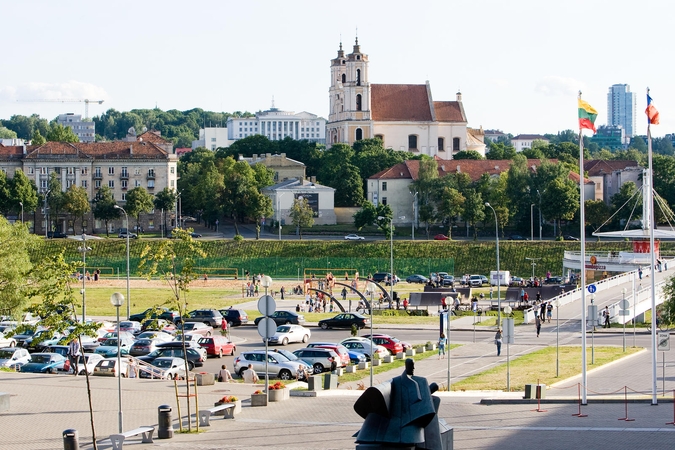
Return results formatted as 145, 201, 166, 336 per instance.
356, 69, 361, 86
408, 135, 418, 151
356, 94, 362, 111
341, 74, 346, 83
453, 137, 460, 151
355, 128, 363, 141
438, 137, 445, 151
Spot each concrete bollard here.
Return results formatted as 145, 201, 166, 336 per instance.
158, 404, 173, 439
62, 429, 78, 450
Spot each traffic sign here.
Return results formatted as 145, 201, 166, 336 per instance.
619, 299, 630, 310
587, 284, 597, 294
658, 333, 670, 351
257, 295, 276, 316
257, 317, 277, 339
618, 310, 631, 316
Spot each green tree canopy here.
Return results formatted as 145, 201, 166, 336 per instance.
46, 124, 79, 143
289, 197, 315, 239
63, 186, 91, 234
125, 187, 155, 233
92, 186, 120, 236
0, 217, 37, 315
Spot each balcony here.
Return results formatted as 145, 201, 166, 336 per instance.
93, 173, 103, 180
147, 173, 155, 180
120, 172, 129, 180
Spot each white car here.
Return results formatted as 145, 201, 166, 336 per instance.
93, 357, 129, 377
67, 353, 106, 375
345, 234, 365, 240
139, 357, 188, 380
0, 347, 31, 369
0, 332, 16, 347
267, 325, 311, 346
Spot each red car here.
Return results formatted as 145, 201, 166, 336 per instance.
197, 336, 236, 358
363, 334, 407, 355
306, 342, 350, 368
434, 234, 449, 240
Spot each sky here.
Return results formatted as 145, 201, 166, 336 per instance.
1, 0, 673, 137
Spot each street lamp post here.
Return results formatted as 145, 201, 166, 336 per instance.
260, 276, 272, 401
370, 288, 374, 387
530, 203, 534, 241
78, 235, 92, 324
622, 288, 627, 352
277, 192, 286, 241
19, 201, 23, 223
555, 299, 560, 377
536, 190, 542, 240
110, 292, 125, 433
525, 257, 541, 282
485, 203, 501, 327
114, 205, 131, 319
411, 191, 418, 240
378, 216, 404, 306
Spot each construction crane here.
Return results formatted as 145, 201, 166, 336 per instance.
17, 99, 105, 119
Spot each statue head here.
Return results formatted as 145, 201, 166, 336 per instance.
429, 382, 439, 394
405, 358, 415, 376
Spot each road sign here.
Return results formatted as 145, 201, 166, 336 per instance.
619, 299, 630, 310
658, 333, 670, 351
257, 295, 276, 316
618, 310, 631, 316
257, 317, 277, 339
587, 284, 597, 294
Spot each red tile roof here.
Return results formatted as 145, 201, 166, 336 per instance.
371, 84, 432, 122
137, 130, 172, 145
569, 171, 594, 185
22, 141, 169, 160
0, 145, 27, 159
369, 159, 551, 182
583, 160, 640, 176
433, 101, 465, 122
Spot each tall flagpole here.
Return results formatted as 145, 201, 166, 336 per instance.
647, 87, 657, 405
578, 91, 588, 405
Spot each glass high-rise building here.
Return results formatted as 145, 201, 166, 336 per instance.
607, 84, 636, 142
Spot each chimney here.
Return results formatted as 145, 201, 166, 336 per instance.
281, 153, 286, 158
130, 144, 133, 155
252, 154, 258, 160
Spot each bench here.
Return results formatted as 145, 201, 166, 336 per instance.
110, 426, 154, 449
198, 403, 236, 426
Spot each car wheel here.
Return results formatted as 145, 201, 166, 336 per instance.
320, 323, 328, 330
48, 368, 55, 374
281, 338, 288, 346
188, 361, 195, 371
228, 321, 234, 328
313, 363, 324, 374
302, 334, 309, 343
229, 346, 236, 356
239, 368, 247, 377
279, 369, 292, 380
218, 349, 223, 358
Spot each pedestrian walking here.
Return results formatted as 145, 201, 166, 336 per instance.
540, 302, 547, 321
127, 357, 138, 379
535, 315, 541, 337
280, 286, 285, 300
603, 306, 610, 328
494, 329, 502, 356
639, 267, 643, 280
67, 338, 81, 376
546, 302, 553, 323
438, 333, 447, 360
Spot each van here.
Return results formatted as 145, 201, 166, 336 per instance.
469, 275, 483, 287
197, 335, 236, 358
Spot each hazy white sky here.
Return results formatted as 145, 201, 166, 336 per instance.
1, 0, 672, 137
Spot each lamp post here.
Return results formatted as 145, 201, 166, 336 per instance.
525, 257, 541, 283
19, 201, 23, 223
110, 292, 125, 433
530, 203, 534, 241
485, 203, 501, 327
536, 190, 542, 240
378, 215, 404, 306
260, 275, 272, 401
78, 235, 92, 324
277, 191, 287, 241
114, 205, 131, 319
555, 299, 560, 377
590, 293, 596, 364
622, 288, 627, 352
369, 286, 374, 387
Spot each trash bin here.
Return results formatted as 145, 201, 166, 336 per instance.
62, 429, 78, 450
307, 375, 323, 391
323, 373, 338, 390
158, 404, 173, 439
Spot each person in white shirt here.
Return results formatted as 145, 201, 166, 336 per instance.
242, 364, 259, 383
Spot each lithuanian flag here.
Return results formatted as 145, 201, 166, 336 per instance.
578, 99, 598, 133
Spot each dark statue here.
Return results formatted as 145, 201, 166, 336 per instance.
353, 359, 447, 450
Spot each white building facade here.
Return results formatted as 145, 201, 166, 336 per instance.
227, 109, 326, 144
192, 127, 233, 150
511, 134, 549, 152
57, 113, 95, 143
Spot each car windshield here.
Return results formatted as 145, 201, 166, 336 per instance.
102, 339, 118, 346
179, 323, 195, 330
274, 349, 297, 361
153, 359, 175, 368
120, 322, 134, 328
31, 354, 51, 364
0, 349, 16, 358
267, 352, 290, 362
277, 326, 291, 333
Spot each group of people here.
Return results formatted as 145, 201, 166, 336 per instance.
74, 268, 101, 282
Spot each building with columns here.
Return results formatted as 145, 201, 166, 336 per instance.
227, 108, 326, 144
326, 39, 484, 157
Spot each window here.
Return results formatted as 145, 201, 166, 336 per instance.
108, 180, 115, 188
438, 137, 445, 151
356, 69, 361, 86
40, 167, 47, 175
148, 180, 155, 188
81, 180, 87, 188
135, 180, 141, 187
121, 180, 128, 189
40, 179, 48, 189
95, 180, 101, 189
121, 167, 128, 177
375, 134, 384, 142
148, 169, 155, 178
453, 137, 460, 151
170, 180, 175, 188
81, 167, 88, 175
408, 135, 418, 150
382, 197, 387, 205
382, 182, 387, 191
341, 73, 346, 83
355, 128, 363, 141
28, 167, 34, 174
121, 193, 126, 201
170, 167, 175, 174
108, 167, 114, 175
211, 138, 216, 142
66, 180, 74, 188
356, 94, 362, 111
134, 168, 141, 175
67, 167, 75, 175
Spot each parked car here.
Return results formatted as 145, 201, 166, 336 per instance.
24, 330, 64, 353
348, 350, 367, 364
118, 321, 143, 336
168, 229, 202, 239
469, 275, 483, 287
481, 275, 489, 285
67, 353, 105, 375
509, 234, 527, 240
128, 339, 161, 357
94, 336, 135, 358
344, 234, 365, 240
305, 342, 350, 367
361, 335, 404, 355
93, 358, 129, 377
254, 310, 305, 326
139, 345, 204, 370
19, 353, 66, 374
183, 309, 225, 329
0, 347, 31, 369
135, 331, 174, 343
545, 276, 564, 284
292, 348, 339, 374
47, 231, 68, 238
318, 313, 369, 330
441, 275, 455, 287
363, 333, 412, 351
0, 331, 16, 348
156, 341, 207, 360
233, 350, 310, 380
339, 338, 389, 360
197, 336, 236, 358
220, 309, 249, 327
173, 333, 201, 343
140, 319, 177, 335
563, 235, 579, 241
175, 322, 213, 337
406, 274, 428, 284
118, 228, 137, 239
97, 331, 135, 343
129, 308, 180, 324
11, 329, 37, 347
433, 234, 449, 240
268, 348, 313, 378
371, 272, 394, 285
510, 276, 524, 287
267, 325, 311, 346
139, 356, 188, 380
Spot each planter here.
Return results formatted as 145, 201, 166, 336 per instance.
195, 373, 215, 386
383, 355, 395, 363
250, 393, 267, 407
372, 359, 381, 367
268, 388, 290, 402
396, 352, 405, 360
323, 373, 338, 390
346, 365, 358, 373
214, 400, 241, 416
308, 375, 323, 391
415, 346, 425, 354
426, 344, 437, 351
332, 368, 344, 376
405, 349, 416, 357
358, 361, 369, 370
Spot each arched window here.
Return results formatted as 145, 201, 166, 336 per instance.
341, 73, 346, 84
438, 137, 445, 151
453, 137, 460, 151
356, 128, 363, 141
356, 69, 361, 86
356, 94, 362, 111
408, 135, 418, 151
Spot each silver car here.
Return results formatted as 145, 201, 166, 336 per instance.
233, 350, 310, 381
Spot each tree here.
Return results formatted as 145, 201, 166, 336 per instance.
462, 189, 485, 240
289, 197, 314, 239
353, 201, 377, 230
541, 177, 579, 236
453, 150, 484, 160
63, 186, 91, 234
486, 142, 516, 160
436, 186, 464, 239
46, 124, 79, 143
47, 173, 66, 233
585, 199, 610, 232
154, 188, 177, 234
220, 159, 263, 236
249, 191, 273, 239
0, 217, 36, 315
125, 187, 154, 233
374, 203, 394, 238
629, 136, 648, 152
0, 171, 11, 214
92, 187, 120, 236
0, 126, 17, 139
410, 158, 439, 239
31, 129, 46, 145
10, 170, 39, 218
609, 181, 641, 228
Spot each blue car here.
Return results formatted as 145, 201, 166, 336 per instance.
19, 353, 66, 374
348, 350, 367, 364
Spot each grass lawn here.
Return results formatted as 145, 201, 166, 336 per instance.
450, 346, 643, 391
